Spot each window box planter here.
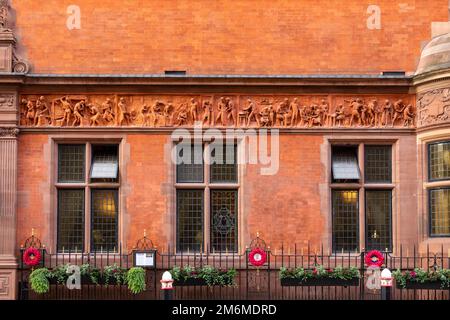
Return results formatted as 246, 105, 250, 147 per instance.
48, 275, 98, 285
280, 277, 360, 287
173, 278, 207, 286
397, 280, 447, 290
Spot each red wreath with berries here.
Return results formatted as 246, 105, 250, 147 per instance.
249, 248, 267, 267
365, 250, 384, 267
23, 247, 41, 267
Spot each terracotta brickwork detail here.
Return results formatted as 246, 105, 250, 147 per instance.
417, 88, 450, 128
19, 94, 416, 129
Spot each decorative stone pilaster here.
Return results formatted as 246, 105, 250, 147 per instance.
0, 90, 18, 299
0, 126, 18, 300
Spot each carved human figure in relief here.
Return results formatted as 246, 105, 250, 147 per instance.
289, 98, 300, 127
335, 104, 346, 127
151, 100, 165, 126
72, 100, 86, 126
259, 105, 271, 127
241, 99, 259, 127
59, 96, 73, 126
86, 103, 100, 126
274, 98, 289, 127
201, 99, 213, 126
216, 97, 228, 126
163, 102, 173, 126
189, 98, 199, 123
381, 99, 393, 127
347, 98, 363, 127
225, 98, 236, 126
176, 103, 188, 126
391, 99, 406, 126
319, 99, 329, 126
117, 97, 132, 126
307, 103, 322, 127
35, 96, 51, 126
138, 104, 150, 126
101, 98, 115, 125
373, 100, 382, 127
403, 104, 415, 127
23, 99, 36, 126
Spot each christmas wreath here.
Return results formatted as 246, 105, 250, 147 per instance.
23, 247, 41, 267
249, 248, 267, 267
365, 250, 384, 267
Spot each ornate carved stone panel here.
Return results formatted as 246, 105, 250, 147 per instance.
417, 88, 450, 128
19, 94, 416, 129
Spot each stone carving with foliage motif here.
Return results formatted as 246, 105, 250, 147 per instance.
19, 94, 416, 129
417, 88, 450, 128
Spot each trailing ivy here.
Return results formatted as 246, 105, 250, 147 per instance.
127, 267, 146, 294
29, 268, 51, 294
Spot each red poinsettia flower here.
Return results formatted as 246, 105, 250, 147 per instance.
410, 271, 416, 278
312, 269, 318, 275
327, 268, 334, 273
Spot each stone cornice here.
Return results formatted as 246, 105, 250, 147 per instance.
0, 73, 413, 92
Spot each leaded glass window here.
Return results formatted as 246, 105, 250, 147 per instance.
176, 190, 204, 252
91, 189, 118, 252
211, 190, 238, 252
429, 142, 450, 181
429, 188, 450, 236
176, 144, 204, 183
210, 144, 237, 183
58, 144, 85, 183
365, 145, 392, 183
365, 190, 392, 250
57, 189, 84, 252
332, 190, 359, 252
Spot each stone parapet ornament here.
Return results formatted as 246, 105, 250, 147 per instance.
18, 94, 416, 129
0, 0, 29, 73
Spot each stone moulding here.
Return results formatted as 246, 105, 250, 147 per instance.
0, 127, 18, 137
19, 94, 416, 129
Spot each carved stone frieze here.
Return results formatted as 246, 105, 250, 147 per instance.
416, 88, 450, 128
19, 94, 416, 129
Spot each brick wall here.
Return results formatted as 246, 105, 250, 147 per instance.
12, 0, 448, 75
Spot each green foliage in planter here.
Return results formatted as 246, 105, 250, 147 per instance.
80, 263, 101, 285
279, 265, 360, 281
48, 264, 70, 284
29, 268, 51, 294
127, 267, 146, 294
169, 265, 237, 287
103, 263, 128, 286
393, 268, 450, 289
